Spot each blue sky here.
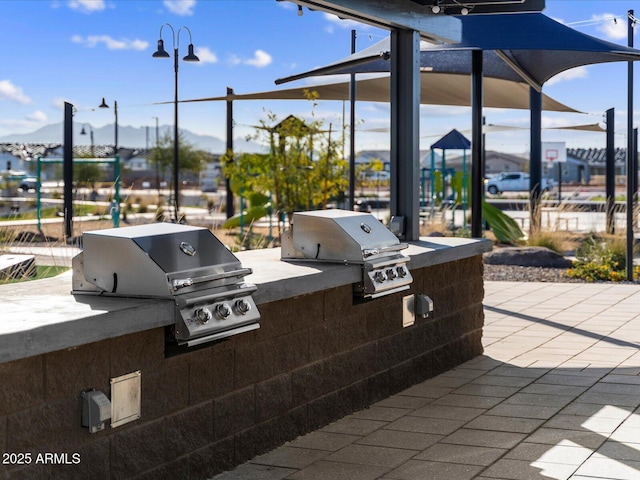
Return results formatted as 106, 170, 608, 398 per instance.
0, 0, 639, 154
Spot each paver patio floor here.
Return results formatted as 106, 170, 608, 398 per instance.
212, 281, 640, 480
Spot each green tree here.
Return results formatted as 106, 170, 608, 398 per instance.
72, 151, 104, 188
223, 100, 348, 237
148, 132, 205, 186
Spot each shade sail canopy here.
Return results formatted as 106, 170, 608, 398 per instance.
276, 13, 640, 91
179, 73, 579, 112
482, 122, 606, 133
431, 129, 471, 150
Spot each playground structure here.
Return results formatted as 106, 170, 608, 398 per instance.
423, 129, 471, 229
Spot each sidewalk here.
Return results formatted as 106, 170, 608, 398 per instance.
212, 281, 640, 480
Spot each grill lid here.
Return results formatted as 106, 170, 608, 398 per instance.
73, 223, 261, 347
281, 209, 408, 263
75, 223, 248, 298
280, 210, 413, 298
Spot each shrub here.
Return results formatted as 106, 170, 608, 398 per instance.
525, 230, 566, 254
566, 234, 637, 282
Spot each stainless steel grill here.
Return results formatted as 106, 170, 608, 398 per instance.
72, 223, 260, 347
281, 210, 413, 298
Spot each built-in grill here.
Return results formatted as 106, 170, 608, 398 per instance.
72, 223, 260, 347
281, 210, 413, 298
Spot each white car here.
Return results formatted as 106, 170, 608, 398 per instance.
485, 172, 553, 195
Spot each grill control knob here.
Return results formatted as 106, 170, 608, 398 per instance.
234, 299, 252, 315
374, 271, 387, 283
215, 303, 232, 320
396, 265, 408, 278
386, 268, 398, 280
193, 307, 212, 324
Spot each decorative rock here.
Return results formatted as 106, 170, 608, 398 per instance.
483, 246, 573, 268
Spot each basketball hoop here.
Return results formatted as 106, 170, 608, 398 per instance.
545, 149, 559, 163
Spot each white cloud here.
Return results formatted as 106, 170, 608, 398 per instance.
546, 66, 589, 86
228, 50, 273, 68
323, 13, 370, 31
72, 35, 148, 51
163, 0, 196, 16
0, 80, 31, 104
52, 97, 71, 110
68, 0, 106, 13
195, 47, 217, 64
276, 1, 294, 10
594, 13, 627, 40
27, 110, 48, 122
227, 54, 242, 67
245, 50, 272, 68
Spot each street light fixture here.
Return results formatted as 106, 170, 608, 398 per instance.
80, 123, 95, 157
152, 23, 199, 222
98, 98, 118, 156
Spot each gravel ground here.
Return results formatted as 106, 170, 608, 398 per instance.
483, 264, 584, 283
483, 263, 640, 284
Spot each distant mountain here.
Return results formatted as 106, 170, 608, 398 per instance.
0, 122, 266, 153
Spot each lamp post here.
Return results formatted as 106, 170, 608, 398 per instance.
152, 23, 199, 222
152, 116, 160, 192
99, 98, 121, 228
80, 123, 95, 157
98, 98, 118, 155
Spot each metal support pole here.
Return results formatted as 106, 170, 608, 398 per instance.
114, 101, 118, 156
390, 29, 420, 240
529, 87, 542, 233
558, 167, 563, 202
226, 87, 235, 218
626, 129, 635, 280
153, 116, 160, 192
114, 155, 121, 228
63, 102, 73, 241
349, 29, 357, 210
36, 156, 42, 233
606, 108, 616, 235
173, 48, 180, 222
471, 50, 484, 238
441, 151, 446, 201
627, 10, 635, 280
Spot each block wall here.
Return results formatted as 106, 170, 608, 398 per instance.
0, 256, 484, 479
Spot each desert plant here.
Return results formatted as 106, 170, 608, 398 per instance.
483, 200, 525, 244
566, 234, 637, 282
525, 230, 570, 254
231, 229, 270, 252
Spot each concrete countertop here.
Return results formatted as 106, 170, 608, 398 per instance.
0, 237, 491, 363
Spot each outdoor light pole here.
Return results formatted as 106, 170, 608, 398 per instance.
152, 23, 200, 222
99, 98, 118, 155
80, 123, 95, 157
152, 116, 160, 191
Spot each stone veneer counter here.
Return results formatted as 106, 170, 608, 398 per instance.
0, 237, 490, 364
0, 235, 491, 480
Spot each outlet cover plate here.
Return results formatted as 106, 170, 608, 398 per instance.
402, 294, 415, 328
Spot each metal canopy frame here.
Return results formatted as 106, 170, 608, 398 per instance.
276, 7, 640, 239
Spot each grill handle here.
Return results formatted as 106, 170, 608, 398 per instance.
172, 267, 253, 291
362, 243, 409, 258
